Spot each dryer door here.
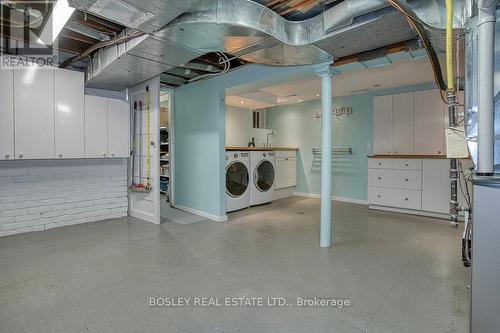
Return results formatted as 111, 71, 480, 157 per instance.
226, 161, 249, 198
254, 160, 275, 192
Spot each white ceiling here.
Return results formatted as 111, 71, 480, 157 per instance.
226, 57, 435, 110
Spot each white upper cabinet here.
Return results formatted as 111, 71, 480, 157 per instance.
374, 89, 446, 156
415, 89, 445, 155
85, 95, 108, 158
107, 98, 130, 158
373, 95, 393, 154
3, 68, 130, 161
392, 92, 415, 154
14, 68, 55, 159
55, 69, 85, 158
0, 69, 14, 160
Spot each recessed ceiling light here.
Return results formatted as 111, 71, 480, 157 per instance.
240, 101, 245, 104
297, 99, 303, 102
372, 83, 382, 87
316, 94, 320, 97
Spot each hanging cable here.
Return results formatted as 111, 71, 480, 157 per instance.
386, 0, 448, 104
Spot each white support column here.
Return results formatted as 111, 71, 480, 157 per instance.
315, 62, 334, 248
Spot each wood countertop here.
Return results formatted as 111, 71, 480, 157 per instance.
368, 154, 465, 159
226, 146, 298, 151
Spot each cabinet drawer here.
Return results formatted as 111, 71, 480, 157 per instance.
368, 158, 394, 169
393, 159, 422, 171
275, 150, 296, 158
368, 187, 422, 210
368, 169, 422, 190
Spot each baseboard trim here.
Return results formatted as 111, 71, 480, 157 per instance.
368, 204, 454, 220
292, 192, 368, 205
174, 204, 228, 222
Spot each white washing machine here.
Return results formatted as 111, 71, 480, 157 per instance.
226, 151, 251, 212
250, 151, 275, 206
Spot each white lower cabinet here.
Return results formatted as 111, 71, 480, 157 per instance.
368, 169, 422, 190
368, 157, 460, 218
422, 159, 472, 214
368, 187, 422, 210
275, 151, 297, 189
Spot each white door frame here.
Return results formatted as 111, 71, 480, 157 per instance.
128, 76, 161, 224
159, 84, 175, 206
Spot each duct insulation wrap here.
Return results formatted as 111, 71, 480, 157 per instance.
465, 13, 500, 173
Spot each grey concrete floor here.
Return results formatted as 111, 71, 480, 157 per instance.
0, 197, 470, 333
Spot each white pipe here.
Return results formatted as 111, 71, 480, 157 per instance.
477, 0, 497, 175
315, 63, 334, 248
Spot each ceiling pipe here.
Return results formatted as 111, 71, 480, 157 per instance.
477, 0, 496, 175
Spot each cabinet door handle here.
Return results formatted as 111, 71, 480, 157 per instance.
405, 178, 409, 182
102, 152, 106, 157
58, 153, 63, 158
405, 198, 409, 201
4, 153, 10, 159
111, 152, 115, 157
378, 177, 381, 180
438, 150, 442, 154
405, 163, 409, 167
378, 162, 382, 166
285, 157, 288, 160
19, 153, 24, 158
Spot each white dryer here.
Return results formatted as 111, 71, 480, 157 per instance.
250, 151, 275, 206
226, 151, 251, 212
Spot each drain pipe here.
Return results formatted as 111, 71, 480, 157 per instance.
477, 0, 497, 176
446, 0, 460, 228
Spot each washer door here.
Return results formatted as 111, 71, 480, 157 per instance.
254, 160, 275, 192
226, 161, 249, 198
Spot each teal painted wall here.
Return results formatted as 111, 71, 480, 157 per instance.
174, 64, 317, 218
266, 82, 437, 202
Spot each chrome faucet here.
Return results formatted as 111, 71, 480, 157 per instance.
266, 131, 275, 147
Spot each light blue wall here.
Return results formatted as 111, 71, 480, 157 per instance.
266, 82, 437, 202
174, 64, 317, 218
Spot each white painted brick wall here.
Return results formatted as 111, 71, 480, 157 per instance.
0, 159, 128, 237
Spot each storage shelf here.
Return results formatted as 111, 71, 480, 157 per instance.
160, 142, 169, 145
160, 127, 168, 130
160, 174, 169, 178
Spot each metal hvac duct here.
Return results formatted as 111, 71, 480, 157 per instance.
67, 0, 439, 90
